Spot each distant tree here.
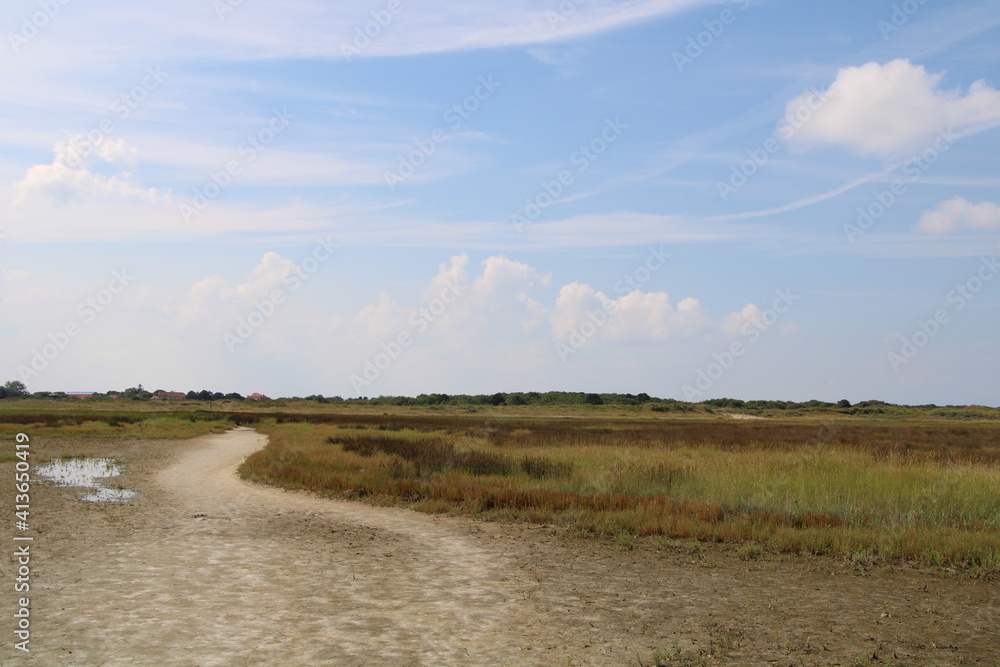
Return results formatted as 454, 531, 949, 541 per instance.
506, 393, 528, 406
122, 385, 151, 401
837, 399, 851, 408
2, 380, 29, 398
583, 393, 604, 405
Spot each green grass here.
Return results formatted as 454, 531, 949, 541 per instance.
239, 417, 1000, 571
4, 403, 997, 570
0, 413, 233, 439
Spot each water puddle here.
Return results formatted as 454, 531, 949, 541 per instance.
35, 458, 138, 503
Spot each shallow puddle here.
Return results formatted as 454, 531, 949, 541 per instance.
35, 458, 139, 502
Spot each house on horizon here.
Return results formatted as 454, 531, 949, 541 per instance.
151, 391, 187, 401
66, 392, 96, 399
248, 393, 270, 401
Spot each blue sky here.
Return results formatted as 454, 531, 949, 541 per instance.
1, 0, 999, 404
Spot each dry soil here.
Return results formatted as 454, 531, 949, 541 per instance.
2, 428, 997, 665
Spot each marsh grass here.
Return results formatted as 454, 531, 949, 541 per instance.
0, 413, 231, 439
237, 419, 1000, 569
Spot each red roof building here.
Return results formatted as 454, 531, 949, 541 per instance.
248, 393, 270, 400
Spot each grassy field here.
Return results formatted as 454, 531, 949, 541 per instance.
236, 412, 1000, 572
3, 400, 998, 571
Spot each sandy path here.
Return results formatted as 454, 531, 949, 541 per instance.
5, 428, 998, 666
14, 428, 540, 666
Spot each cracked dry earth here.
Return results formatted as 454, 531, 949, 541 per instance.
2, 428, 998, 665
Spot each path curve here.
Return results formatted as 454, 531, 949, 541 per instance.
14, 428, 993, 666
26, 428, 541, 666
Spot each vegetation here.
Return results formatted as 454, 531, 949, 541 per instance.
238, 413, 1000, 572
4, 395, 998, 571
4, 379, 998, 422
0, 381, 30, 399
0, 411, 233, 439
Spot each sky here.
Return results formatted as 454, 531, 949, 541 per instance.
1, 0, 998, 404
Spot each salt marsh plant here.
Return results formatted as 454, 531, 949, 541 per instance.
239, 415, 1000, 571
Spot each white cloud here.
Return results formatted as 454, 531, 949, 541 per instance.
784, 59, 1000, 156
0, 0, 708, 91
13, 135, 164, 206
551, 282, 710, 343
167, 1, 712, 60
170, 253, 765, 363
418, 255, 552, 338
222, 252, 298, 301
720, 304, 766, 338
170, 252, 300, 328
917, 196, 1000, 233
351, 292, 408, 341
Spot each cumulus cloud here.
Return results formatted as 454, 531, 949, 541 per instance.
917, 196, 1000, 233
784, 59, 1000, 156
720, 304, 768, 338
159, 252, 796, 395
13, 135, 164, 206
171, 252, 299, 327
551, 283, 710, 344
221, 252, 298, 301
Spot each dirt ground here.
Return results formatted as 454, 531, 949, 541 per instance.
2, 428, 997, 666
